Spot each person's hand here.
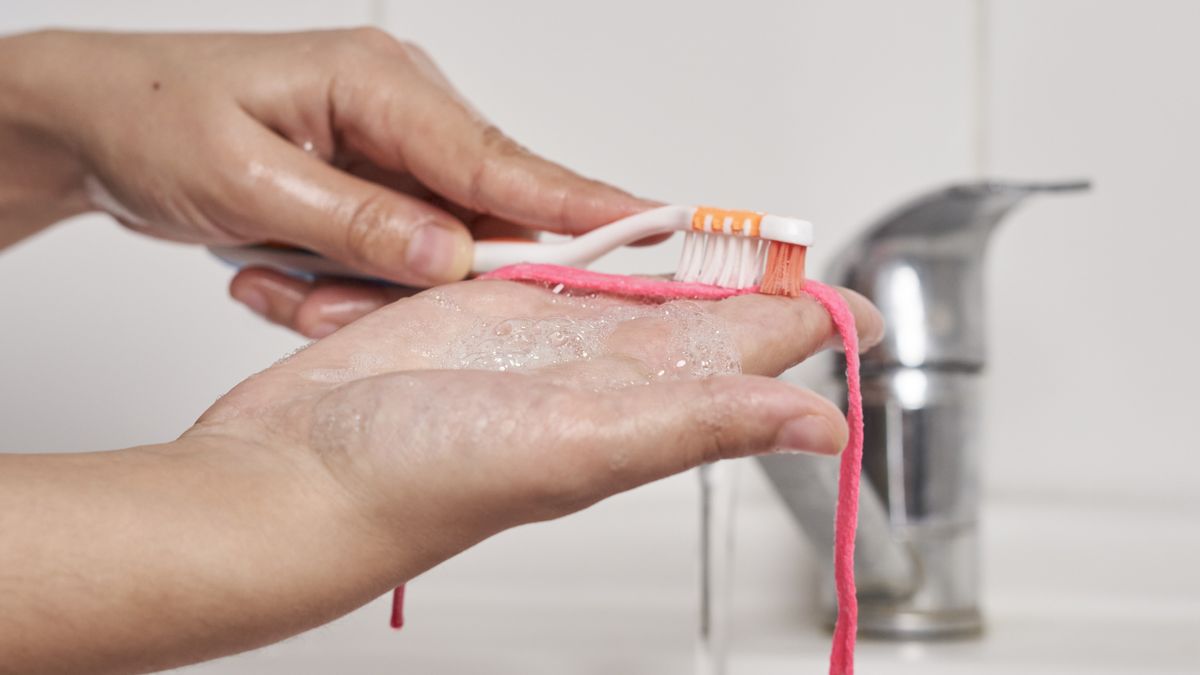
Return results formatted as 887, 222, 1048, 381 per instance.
0, 29, 654, 276
196, 278, 883, 585
0, 277, 882, 673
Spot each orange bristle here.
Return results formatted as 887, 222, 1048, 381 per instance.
759, 242, 808, 297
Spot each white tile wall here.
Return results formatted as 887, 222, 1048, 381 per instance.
379, 0, 976, 276
983, 0, 1200, 503
2, 2, 1193, 673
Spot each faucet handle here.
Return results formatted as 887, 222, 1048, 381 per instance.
829, 179, 1090, 370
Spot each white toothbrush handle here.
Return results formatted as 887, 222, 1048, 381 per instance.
208, 204, 695, 281
470, 204, 692, 272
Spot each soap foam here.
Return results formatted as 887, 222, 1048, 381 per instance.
431, 295, 741, 387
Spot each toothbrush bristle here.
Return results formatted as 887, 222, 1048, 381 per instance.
674, 207, 810, 293
674, 231, 766, 290
758, 242, 808, 297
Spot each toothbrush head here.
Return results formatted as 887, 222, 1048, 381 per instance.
758, 240, 809, 297
673, 207, 813, 294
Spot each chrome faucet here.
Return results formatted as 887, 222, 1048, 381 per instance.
758, 180, 1089, 639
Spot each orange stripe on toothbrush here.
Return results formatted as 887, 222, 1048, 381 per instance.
692, 207, 764, 237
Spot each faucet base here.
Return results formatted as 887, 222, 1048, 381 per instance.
841, 607, 983, 640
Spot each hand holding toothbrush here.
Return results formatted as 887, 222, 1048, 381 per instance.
0, 28, 655, 294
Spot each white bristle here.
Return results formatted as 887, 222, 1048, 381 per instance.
700, 235, 725, 285
751, 242, 760, 283
696, 233, 713, 280
707, 236, 724, 286
688, 233, 707, 281
698, 233, 716, 282
675, 231, 708, 283
738, 238, 760, 287
675, 231, 699, 281
720, 237, 748, 288
717, 239, 737, 288
675, 228, 774, 289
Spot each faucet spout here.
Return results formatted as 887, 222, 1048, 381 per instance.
760, 180, 1089, 639
830, 180, 1090, 371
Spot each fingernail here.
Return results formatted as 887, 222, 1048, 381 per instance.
775, 416, 841, 455
406, 224, 471, 283
309, 322, 339, 339
232, 288, 270, 317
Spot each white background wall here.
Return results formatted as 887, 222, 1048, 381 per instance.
1, 1, 1197, 673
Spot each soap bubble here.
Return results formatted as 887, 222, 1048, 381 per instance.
432, 296, 741, 388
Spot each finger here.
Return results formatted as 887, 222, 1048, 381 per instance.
334, 169, 659, 248
338, 161, 547, 245
220, 124, 474, 286
437, 197, 668, 245
229, 267, 310, 328
468, 215, 539, 242
331, 42, 661, 236
348, 157, 670, 247
708, 287, 885, 376
450, 206, 673, 246
339, 157, 432, 198
230, 267, 412, 338
556, 375, 848, 503
292, 282, 413, 338
410, 119, 661, 237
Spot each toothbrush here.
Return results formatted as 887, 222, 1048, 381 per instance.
208, 204, 814, 295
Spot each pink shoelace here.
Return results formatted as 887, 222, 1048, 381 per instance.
393, 264, 863, 675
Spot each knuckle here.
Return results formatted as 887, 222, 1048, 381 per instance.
465, 125, 524, 209
346, 25, 398, 50
695, 379, 743, 462
395, 39, 429, 62
480, 123, 524, 157
341, 193, 397, 268
200, 137, 265, 228
326, 27, 398, 68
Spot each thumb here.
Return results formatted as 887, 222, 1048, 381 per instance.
226, 131, 473, 286
557, 375, 848, 504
